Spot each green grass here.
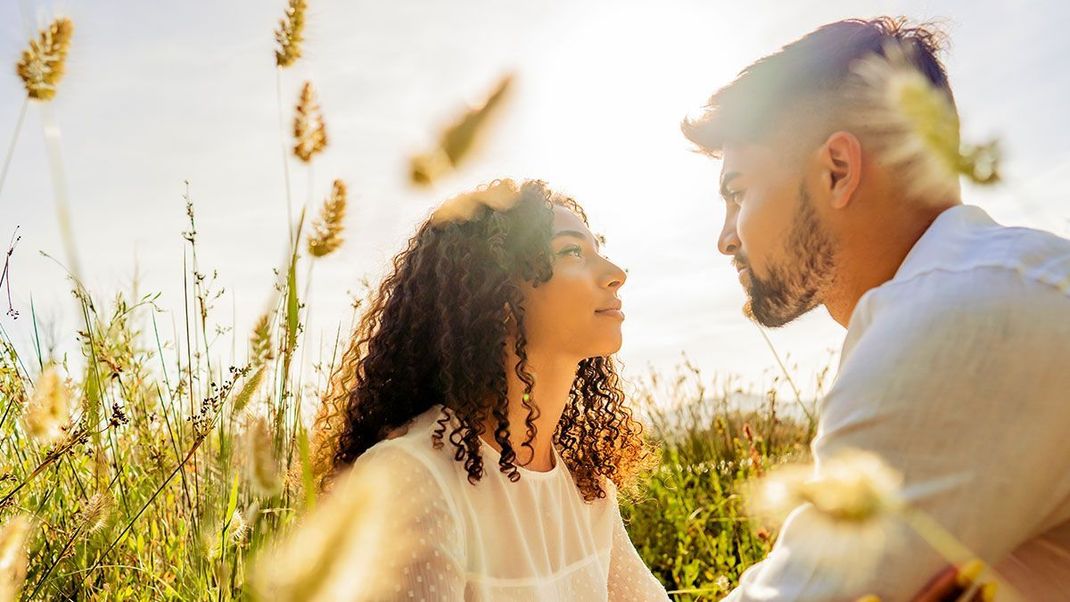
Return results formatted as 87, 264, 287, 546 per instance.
0, 239, 817, 600
621, 367, 815, 600
0, 100, 825, 602
0, 242, 822, 601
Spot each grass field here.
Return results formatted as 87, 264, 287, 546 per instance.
0, 224, 821, 600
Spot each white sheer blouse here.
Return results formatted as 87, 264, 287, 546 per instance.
347, 404, 670, 601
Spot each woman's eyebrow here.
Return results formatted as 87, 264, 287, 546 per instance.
552, 230, 600, 250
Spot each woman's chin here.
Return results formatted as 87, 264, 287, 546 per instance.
584, 336, 623, 358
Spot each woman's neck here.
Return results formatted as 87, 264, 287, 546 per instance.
481, 347, 578, 472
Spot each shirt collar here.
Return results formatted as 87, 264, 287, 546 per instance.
891, 204, 998, 283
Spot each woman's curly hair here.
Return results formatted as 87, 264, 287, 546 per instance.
312, 179, 654, 501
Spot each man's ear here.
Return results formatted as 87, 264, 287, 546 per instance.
820, 131, 862, 210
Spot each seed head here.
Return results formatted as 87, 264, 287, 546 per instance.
274, 0, 307, 68
410, 74, 514, 186
0, 516, 31, 602
307, 180, 347, 258
23, 365, 71, 444
78, 492, 113, 536
248, 416, 282, 496
293, 81, 328, 163
16, 17, 74, 101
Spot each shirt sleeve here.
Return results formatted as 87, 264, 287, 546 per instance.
347, 443, 468, 601
724, 268, 1070, 601
606, 480, 672, 602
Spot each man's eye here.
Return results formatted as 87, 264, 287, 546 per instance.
726, 190, 744, 206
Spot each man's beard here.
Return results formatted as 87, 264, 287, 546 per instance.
738, 185, 837, 328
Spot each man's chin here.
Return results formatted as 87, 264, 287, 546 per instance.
743, 296, 811, 328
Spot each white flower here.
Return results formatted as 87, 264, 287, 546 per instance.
747, 449, 905, 590
846, 42, 1000, 201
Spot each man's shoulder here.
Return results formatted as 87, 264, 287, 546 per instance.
853, 216, 1068, 326
892, 206, 1070, 295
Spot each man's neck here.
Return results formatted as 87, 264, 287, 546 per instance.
825, 202, 958, 327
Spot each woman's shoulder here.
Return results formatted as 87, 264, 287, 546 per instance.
357, 405, 461, 490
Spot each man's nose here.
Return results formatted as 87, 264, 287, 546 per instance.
718, 216, 741, 256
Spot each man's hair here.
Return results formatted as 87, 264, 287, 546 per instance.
682, 17, 956, 159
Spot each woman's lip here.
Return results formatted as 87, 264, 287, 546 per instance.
595, 309, 625, 320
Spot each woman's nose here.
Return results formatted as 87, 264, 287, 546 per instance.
602, 258, 627, 289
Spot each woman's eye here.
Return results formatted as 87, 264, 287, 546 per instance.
558, 245, 583, 258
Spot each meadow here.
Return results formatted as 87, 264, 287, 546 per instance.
1, 4, 1009, 601
0, 252, 816, 600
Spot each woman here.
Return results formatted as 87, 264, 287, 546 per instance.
313, 179, 671, 600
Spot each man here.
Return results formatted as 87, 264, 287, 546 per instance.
682, 17, 1070, 600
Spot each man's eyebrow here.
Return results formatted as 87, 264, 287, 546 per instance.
720, 171, 740, 201
552, 230, 600, 250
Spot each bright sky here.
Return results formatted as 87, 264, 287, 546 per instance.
1, 0, 1067, 397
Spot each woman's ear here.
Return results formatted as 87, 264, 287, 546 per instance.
821, 131, 863, 210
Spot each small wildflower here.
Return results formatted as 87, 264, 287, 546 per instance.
714, 575, 731, 592
293, 81, 328, 163
248, 416, 282, 496
0, 516, 31, 602
16, 17, 74, 101
307, 179, 347, 258
274, 0, 307, 68
23, 365, 71, 444
410, 74, 514, 186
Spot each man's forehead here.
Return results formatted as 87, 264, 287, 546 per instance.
720, 142, 779, 179
720, 143, 753, 174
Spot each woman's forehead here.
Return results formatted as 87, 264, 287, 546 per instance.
551, 205, 588, 233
